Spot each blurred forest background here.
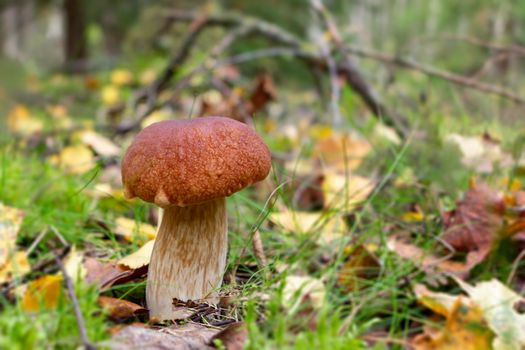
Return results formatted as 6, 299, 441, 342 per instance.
1, 0, 525, 349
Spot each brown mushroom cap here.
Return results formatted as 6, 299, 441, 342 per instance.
122, 117, 272, 207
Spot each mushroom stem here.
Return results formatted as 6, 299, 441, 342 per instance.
146, 197, 227, 320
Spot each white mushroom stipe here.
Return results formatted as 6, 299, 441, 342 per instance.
146, 197, 227, 320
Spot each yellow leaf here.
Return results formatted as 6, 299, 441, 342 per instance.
312, 131, 371, 171
0, 203, 25, 266
49, 145, 95, 174
7, 105, 43, 135
402, 210, 425, 222
118, 239, 155, 270
110, 69, 134, 86
114, 217, 156, 244
282, 275, 325, 314
63, 247, 86, 282
21, 275, 63, 312
269, 209, 346, 244
0, 251, 30, 284
322, 173, 374, 210
101, 85, 121, 106
140, 110, 171, 129
78, 130, 121, 157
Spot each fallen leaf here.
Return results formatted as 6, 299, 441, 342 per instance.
413, 279, 525, 350
455, 278, 525, 350
446, 133, 513, 173
109, 323, 219, 350
412, 284, 493, 350
442, 182, 505, 252
79, 130, 120, 157
0, 203, 25, 266
111, 69, 134, 86
21, 275, 63, 312
84, 257, 147, 290
98, 296, 147, 321
0, 251, 30, 283
114, 217, 156, 244
282, 275, 325, 313
140, 109, 171, 129
322, 172, 374, 211
269, 209, 347, 244
7, 105, 43, 136
63, 246, 86, 282
101, 85, 121, 106
337, 245, 381, 292
312, 131, 371, 171
387, 235, 479, 278
208, 322, 247, 350
49, 144, 95, 174
118, 240, 155, 270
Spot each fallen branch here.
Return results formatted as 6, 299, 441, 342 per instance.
341, 45, 525, 104
122, 10, 407, 136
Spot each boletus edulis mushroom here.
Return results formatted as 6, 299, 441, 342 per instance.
121, 116, 271, 320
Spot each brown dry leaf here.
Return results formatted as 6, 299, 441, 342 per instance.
7, 104, 43, 136
412, 284, 493, 350
208, 322, 247, 350
98, 296, 147, 321
290, 174, 325, 211
48, 144, 95, 174
337, 245, 381, 292
247, 73, 276, 114
84, 257, 147, 290
312, 131, 371, 171
118, 239, 155, 270
269, 209, 347, 244
387, 236, 472, 277
109, 323, 219, 350
322, 172, 374, 210
442, 182, 505, 252
114, 217, 156, 244
21, 275, 63, 312
79, 130, 120, 157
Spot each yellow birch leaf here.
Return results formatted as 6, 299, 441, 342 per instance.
49, 145, 95, 174
21, 275, 63, 312
114, 217, 156, 244
0, 203, 25, 267
269, 209, 346, 244
118, 239, 155, 270
322, 172, 374, 210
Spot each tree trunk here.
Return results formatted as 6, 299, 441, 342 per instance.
63, 0, 87, 72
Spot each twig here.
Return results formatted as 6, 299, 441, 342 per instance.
341, 45, 525, 104
311, 0, 408, 134
438, 34, 525, 56
54, 252, 97, 350
157, 10, 407, 136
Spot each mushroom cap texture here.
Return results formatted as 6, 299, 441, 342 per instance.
122, 117, 272, 207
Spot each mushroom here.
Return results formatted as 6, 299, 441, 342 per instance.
121, 116, 271, 320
